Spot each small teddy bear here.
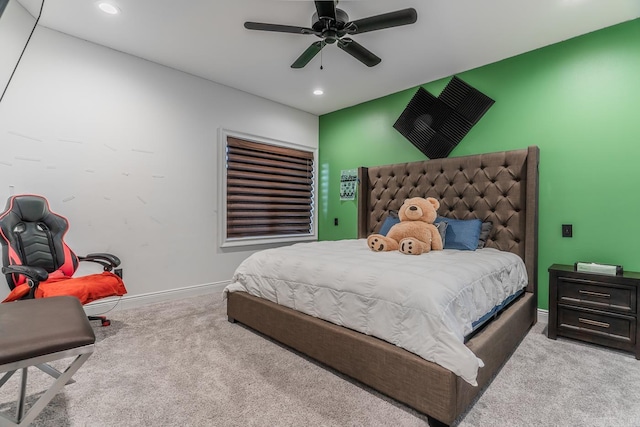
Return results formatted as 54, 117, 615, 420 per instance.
367, 197, 443, 255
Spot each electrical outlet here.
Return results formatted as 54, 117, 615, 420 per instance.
562, 224, 572, 238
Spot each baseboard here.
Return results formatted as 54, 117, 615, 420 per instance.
537, 308, 548, 324
83, 280, 230, 316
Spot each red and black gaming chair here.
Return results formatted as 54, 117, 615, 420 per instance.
0, 194, 127, 326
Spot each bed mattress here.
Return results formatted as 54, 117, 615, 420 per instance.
224, 239, 528, 385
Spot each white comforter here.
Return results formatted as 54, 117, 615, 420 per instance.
224, 239, 528, 385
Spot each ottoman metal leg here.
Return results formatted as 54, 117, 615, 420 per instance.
35, 363, 75, 385
0, 346, 93, 427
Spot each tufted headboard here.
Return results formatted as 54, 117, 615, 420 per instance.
357, 146, 539, 294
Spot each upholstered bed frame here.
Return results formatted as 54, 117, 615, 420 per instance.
227, 146, 539, 426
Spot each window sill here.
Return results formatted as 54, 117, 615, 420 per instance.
220, 234, 317, 248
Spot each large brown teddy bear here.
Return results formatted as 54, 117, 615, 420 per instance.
367, 197, 444, 255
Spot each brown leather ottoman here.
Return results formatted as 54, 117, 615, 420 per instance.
0, 296, 96, 426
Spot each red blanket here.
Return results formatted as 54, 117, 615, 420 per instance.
2, 271, 127, 304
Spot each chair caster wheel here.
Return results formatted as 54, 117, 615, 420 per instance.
88, 315, 111, 327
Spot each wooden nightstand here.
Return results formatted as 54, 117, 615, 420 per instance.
548, 264, 640, 359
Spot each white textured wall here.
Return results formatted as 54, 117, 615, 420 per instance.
0, 25, 318, 302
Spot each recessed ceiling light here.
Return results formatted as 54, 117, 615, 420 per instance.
98, 2, 120, 15
313, 89, 324, 96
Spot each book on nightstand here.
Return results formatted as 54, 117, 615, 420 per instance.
574, 261, 623, 276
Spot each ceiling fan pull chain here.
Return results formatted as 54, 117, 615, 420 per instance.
320, 48, 324, 70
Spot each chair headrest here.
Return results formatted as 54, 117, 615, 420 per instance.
10, 195, 50, 222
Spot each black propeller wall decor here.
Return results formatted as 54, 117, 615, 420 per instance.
244, 1, 417, 68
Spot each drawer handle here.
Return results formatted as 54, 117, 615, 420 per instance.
579, 290, 610, 298
578, 318, 610, 328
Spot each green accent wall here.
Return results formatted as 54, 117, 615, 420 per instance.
318, 19, 640, 310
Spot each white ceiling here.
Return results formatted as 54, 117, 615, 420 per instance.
16, 0, 640, 116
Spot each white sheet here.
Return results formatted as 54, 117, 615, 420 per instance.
224, 239, 528, 385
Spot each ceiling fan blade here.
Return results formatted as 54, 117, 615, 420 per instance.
346, 8, 417, 35
244, 22, 317, 35
291, 41, 326, 69
314, 1, 337, 21
0, 0, 8, 19
337, 38, 381, 67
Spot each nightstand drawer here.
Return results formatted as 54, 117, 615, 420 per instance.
557, 277, 635, 314
557, 306, 635, 351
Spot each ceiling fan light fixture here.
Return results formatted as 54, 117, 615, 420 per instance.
98, 2, 120, 15
313, 89, 324, 96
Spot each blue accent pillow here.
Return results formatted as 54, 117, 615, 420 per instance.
434, 217, 482, 251
379, 214, 400, 236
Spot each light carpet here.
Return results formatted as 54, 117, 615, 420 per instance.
1, 294, 640, 426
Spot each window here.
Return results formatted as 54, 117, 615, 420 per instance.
219, 130, 316, 247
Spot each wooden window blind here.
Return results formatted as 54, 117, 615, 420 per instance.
225, 136, 314, 239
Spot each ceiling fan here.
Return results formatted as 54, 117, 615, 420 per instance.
244, 1, 418, 68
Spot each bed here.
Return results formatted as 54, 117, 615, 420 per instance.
226, 146, 539, 426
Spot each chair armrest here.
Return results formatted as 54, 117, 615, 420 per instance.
2, 265, 49, 284
78, 253, 121, 271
